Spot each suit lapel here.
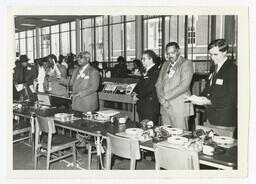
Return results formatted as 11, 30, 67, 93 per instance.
215, 60, 230, 79
75, 65, 91, 86
173, 56, 185, 70
146, 64, 156, 76
163, 56, 184, 81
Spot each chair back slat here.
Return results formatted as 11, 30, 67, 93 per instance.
107, 133, 141, 160
35, 114, 56, 134
154, 144, 199, 170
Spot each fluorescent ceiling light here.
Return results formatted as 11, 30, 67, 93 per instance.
21, 23, 35, 27
41, 18, 56, 22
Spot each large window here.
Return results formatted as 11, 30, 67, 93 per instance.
26, 30, 34, 62
70, 21, 76, 54
15, 33, 19, 55
14, 15, 237, 73
60, 23, 70, 56
95, 16, 105, 62
19, 31, 26, 55
224, 15, 237, 61
81, 19, 94, 59
109, 16, 124, 62
144, 16, 162, 56
164, 15, 210, 72
126, 16, 136, 61
51, 25, 60, 57
33, 30, 37, 59
41, 27, 50, 57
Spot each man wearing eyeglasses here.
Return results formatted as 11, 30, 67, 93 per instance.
61, 51, 100, 113
156, 42, 194, 130
186, 39, 237, 134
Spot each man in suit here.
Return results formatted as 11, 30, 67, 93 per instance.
155, 42, 194, 130
187, 39, 237, 131
13, 55, 38, 102
133, 50, 160, 125
65, 51, 100, 113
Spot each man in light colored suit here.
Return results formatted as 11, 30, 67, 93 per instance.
155, 42, 194, 130
67, 51, 100, 113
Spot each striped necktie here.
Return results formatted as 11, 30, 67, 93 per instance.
213, 64, 218, 79
211, 64, 218, 85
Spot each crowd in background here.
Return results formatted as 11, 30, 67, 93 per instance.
13, 51, 164, 102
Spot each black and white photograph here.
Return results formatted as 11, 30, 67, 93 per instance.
3, 5, 252, 181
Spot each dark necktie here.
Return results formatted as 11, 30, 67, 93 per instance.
212, 64, 218, 83
167, 62, 174, 74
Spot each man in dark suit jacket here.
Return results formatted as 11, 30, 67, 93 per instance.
187, 39, 237, 130
133, 50, 160, 125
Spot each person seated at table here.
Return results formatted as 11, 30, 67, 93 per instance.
67, 60, 79, 77
131, 59, 144, 76
59, 54, 68, 69
133, 50, 160, 126
60, 51, 100, 113
44, 54, 69, 97
101, 62, 111, 78
13, 55, 38, 102
112, 56, 129, 78
91, 60, 100, 71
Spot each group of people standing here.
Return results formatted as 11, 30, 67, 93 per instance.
13, 51, 100, 114
133, 39, 237, 134
13, 38, 237, 134
133, 42, 194, 129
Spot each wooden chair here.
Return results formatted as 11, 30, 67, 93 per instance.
13, 114, 36, 160
13, 119, 31, 143
13, 112, 35, 143
154, 144, 199, 170
34, 114, 78, 170
87, 142, 96, 170
196, 125, 234, 137
105, 133, 141, 170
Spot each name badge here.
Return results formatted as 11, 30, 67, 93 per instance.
216, 79, 223, 85
84, 75, 89, 79
27, 67, 31, 70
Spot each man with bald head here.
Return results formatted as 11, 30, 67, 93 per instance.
62, 51, 100, 113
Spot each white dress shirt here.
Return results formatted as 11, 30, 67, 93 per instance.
77, 64, 89, 79
216, 57, 228, 73
37, 66, 46, 92
144, 63, 155, 76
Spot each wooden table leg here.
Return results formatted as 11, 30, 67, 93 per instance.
96, 136, 102, 170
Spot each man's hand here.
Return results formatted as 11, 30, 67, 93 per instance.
163, 100, 169, 108
72, 92, 80, 98
132, 92, 139, 101
159, 96, 166, 105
